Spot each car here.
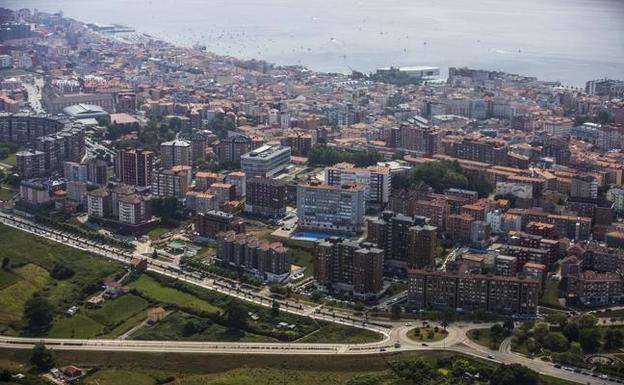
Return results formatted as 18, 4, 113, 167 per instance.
487, 355, 495, 360
554, 364, 562, 369
379, 348, 386, 352
421, 343, 428, 347
573, 369, 581, 373
404, 322, 412, 326
591, 373, 598, 377
394, 343, 401, 348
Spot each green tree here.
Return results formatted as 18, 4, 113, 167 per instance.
579, 328, 601, 353
563, 322, 580, 342
271, 300, 280, 317
503, 318, 515, 333
30, 344, 55, 372
391, 304, 401, 320
491, 364, 538, 385
310, 290, 322, 302
50, 262, 75, 280
542, 333, 569, 352
604, 328, 624, 350
0, 369, 11, 381
182, 320, 200, 337
572, 313, 598, 329
23, 296, 54, 334
226, 300, 248, 330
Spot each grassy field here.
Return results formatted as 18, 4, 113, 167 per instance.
298, 322, 382, 344
407, 327, 449, 342
132, 311, 275, 342
129, 275, 221, 314
467, 328, 502, 350
0, 184, 14, 201
88, 294, 149, 328
541, 277, 562, 308
48, 313, 106, 338
147, 226, 172, 240
0, 349, 578, 385
0, 224, 125, 336
0, 267, 21, 290
0, 264, 49, 331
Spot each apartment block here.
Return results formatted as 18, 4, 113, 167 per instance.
245, 176, 287, 218
114, 148, 154, 187
216, 230, 291, 282
408, 268, 539, 316
325, 162, 391, 204
296, 181, 365, 234
315, 237, 384, 298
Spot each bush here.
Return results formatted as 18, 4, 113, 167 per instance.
23, 295, 55, 335
30, 344, 55, 372
50, 262, 75, 280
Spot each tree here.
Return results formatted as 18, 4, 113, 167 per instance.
310, 290, 322, 302
491, 364, 538, 385
152, 249, 158, 259
579, 328, 601, 353
1, 257, 8, 270
604, 328, 624, 350
23, 296, 54, 334
572, 313, 598, 329
503, 319, 515, 333
182, 320, 200, 337
490, 324, 506, 342
532, 321, 550, 343
226, 300, 248, 330
50, 262, 75, 280
390, 304, 401, 320
0, 369, 11, 381
542, 333, 569, 352
30, 344, 55, 372
271, 300, 280, 317
563, 322, 580, 342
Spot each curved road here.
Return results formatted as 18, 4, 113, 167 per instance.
0, 214, 619, 385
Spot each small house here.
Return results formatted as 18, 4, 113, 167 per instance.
129, 257, 148, 272
147, 307, 166, 323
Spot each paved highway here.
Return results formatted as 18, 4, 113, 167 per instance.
0, 213, 620, 385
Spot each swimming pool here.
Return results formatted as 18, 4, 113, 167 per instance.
290, 230, 334, 241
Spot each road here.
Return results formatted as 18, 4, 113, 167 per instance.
0, 213, 620, 384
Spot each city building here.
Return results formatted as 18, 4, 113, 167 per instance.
325, 162, 391, 205
63, 161, 87, 182
216, 230, 292, 282
151, 166, 192, 199
240, 145, 291, 178
570, 175, 598, 199
245, 177, 287, 218
87, 185, 155, 233
193, 210, 245, 239
114, 148, 154, 187
407, 268, 540, 316
296, 181, 365, 235
607, 187, 624, 214
314, 237, 384, 299
367, 211, 437, 270
15, 150, 45, 178
160, 138, 192, 169
280, 131, 313, 155
216, 133, 263, 164
86, 157, 108, 185
185, 191, 217, 213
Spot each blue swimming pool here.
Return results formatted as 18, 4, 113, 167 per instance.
290, 230, 334, 241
